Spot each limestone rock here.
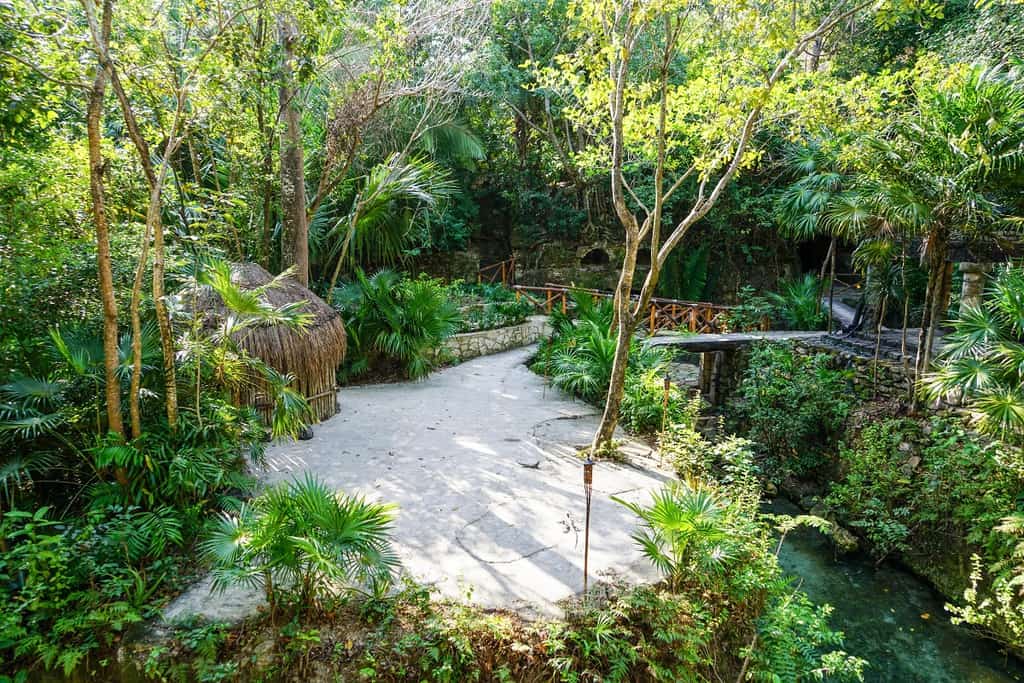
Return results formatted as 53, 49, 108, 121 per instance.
831, 524, 860, 554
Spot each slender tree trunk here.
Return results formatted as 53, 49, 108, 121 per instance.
127, 203, 152, 437
86, 54, 124, 439
592, 251, 640, 450
817, 237, 834, 317
106, 66, 180, 430
277, 14, 309, 286
257, 100, 275, 268
914, 229, 949, 382
872, 294, 887, 397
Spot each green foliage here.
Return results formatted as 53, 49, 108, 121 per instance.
449, 282, 533, 333
620, 370, 701, 434
545, 586, 714, 681
0, 505, 190, 675
750, 592, 866, 682
766, 274, 828, 331
826, 416, 1024, 564
825, 420, 917, 559
142, 617, 237, 683
202, 474, 398, 614
662, 423, 761, 491
335, 270, 462, 380
923, 265, 1024, 443
725, 286, 774, 332
85, 405, 262, 514
730, 342, 853, 479
613, 481, 739, 591
314, 155, 458, 278
657, 246, 710, 302
534, 291, 683, 432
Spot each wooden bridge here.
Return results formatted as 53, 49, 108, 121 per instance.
644, 330, 824, 351
510, 284, 742, 334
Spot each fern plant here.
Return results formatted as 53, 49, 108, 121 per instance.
767, 274, 828, 330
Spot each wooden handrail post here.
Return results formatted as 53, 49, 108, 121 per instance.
649, 304, 656, 332
561, 292, 567, 314
689, 307, 696, 332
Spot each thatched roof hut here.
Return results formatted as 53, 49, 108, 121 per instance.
194, 262, 346, 423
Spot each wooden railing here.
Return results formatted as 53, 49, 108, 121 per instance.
511, 284, 739, 334
477, 257, 516, 287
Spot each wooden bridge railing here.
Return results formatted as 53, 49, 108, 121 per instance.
511, 283, 740, 334
477, 257, 516, 287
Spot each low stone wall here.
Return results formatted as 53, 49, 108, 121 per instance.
703, 337, 917, 408
792, 339, 915, 404
441, 315, 552, 362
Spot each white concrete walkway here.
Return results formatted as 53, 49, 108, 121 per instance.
164, 346, 670, 622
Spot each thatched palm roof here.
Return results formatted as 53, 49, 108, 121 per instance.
193, 262, 346, 422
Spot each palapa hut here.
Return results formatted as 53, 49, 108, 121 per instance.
194, 262, 346, 424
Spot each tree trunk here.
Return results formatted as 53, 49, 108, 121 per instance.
591, 240, 639, 451
277, 14, 309, 286
86, 65, 124, 439
127, 202, 152, 437
257, 100, 275, 268
106, 67, 180, 431
914, 229, 949, 382
592, 314, 638, 451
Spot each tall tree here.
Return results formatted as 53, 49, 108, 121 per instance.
542, 0, 876, 450
277, 13, 310, 286
82, 0, 125, 439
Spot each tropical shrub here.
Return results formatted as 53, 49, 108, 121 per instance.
614, 468, 865, 681
825, 420, 917, 560
662, 422, 761, 489
923, 265, 1024, 444
729, 342, 853, 479
614, 480, 740, 591
767, 274, 828, 330
0, 505, 191, 675
535, 290, 690, 433
750, 592, 865, 682
203, 474, 398, 615
334, 269, 461, 380
620, 369, 701, 433
826, 417, 1024, 562
450, 282, 533, 333
725, 285, 774, 332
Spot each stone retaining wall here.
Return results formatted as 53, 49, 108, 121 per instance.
792, 339, 915, 404
705, 338, 917, 408
441, 315, 551, 362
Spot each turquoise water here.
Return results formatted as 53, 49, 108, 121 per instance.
770, 498, 1024, 682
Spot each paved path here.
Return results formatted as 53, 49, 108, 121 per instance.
164, 346, 670, 623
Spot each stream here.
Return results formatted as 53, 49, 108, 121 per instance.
770, 497, 1024, 682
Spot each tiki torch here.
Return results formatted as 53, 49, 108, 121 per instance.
582, 458, 594, 597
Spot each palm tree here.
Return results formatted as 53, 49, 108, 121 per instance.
863, 64, 1024, 377
922, 265, 1024, 443
317, 155, 457, 295
778, 65, 1024, 381
775, 136, 874, 332
202, 473, 398, 616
